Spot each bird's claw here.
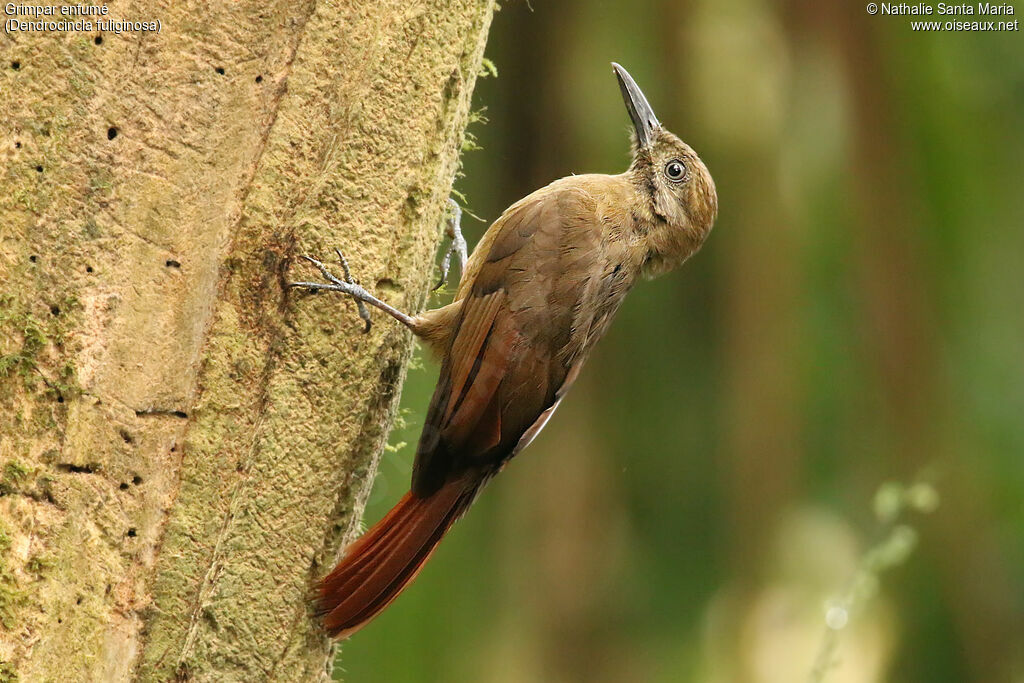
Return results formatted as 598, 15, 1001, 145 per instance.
433, 198, 468, 292
290, 250, 373, 333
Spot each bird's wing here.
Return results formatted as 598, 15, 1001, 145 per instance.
411, 185, 603, 496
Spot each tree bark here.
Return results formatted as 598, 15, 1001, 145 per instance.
0, 1, 494, 680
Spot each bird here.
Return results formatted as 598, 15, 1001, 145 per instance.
288, 63, 718, 639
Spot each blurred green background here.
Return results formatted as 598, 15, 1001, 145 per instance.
340, 1, 1024, 681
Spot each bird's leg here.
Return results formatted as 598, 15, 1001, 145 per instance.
433, 198, 469, 291
290, 201, 465, 330
289, 249, 415, 333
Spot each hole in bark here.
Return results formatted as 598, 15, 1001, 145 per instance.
86, 266, 94, 273
119, 429, 133, 444
119, 482, 129, 490
135, 408, 188, 419
170, 444, 177, 453
11, 61, 20, 70
50, 305, 60, 316
76, 596, 83, 605
56, 394, 64, 403
132, 474, 143, 485
14, 141, 20, 149
255, 74, 263, 83
165, 259, 181, 268
107, 127, 118, 140
126, 528, 136, 537
57, 463, 97, 474
94, 35, 103, 45
215, 66, 225, 75
35, 165, 43, 173
29, 255, 37, 262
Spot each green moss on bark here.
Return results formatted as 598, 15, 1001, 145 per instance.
0, 0, 494, 680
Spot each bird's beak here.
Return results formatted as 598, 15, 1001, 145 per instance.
612, 62, 660, 149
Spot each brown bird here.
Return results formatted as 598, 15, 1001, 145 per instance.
290, 63, 718, 639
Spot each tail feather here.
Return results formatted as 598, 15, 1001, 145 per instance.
323, 496, 423, 599
316, 478, 477, 638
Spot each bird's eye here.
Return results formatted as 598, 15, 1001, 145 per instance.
664, 159, 686, 182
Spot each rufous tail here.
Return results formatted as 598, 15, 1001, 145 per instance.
316, 478, 479, 638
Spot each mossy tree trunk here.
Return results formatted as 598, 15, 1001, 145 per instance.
0, 1, 494, 680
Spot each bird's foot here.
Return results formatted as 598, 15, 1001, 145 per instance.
289, 249, 415, 333
433, 198, 469, 292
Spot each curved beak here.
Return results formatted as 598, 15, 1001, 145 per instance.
612, 62, 660, 148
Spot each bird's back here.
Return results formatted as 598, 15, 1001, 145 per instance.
412, 175, 639, 496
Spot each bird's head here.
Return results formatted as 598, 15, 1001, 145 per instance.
613, 63, 718, 275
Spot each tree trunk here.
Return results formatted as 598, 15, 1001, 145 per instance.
0, 1, 494, 680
